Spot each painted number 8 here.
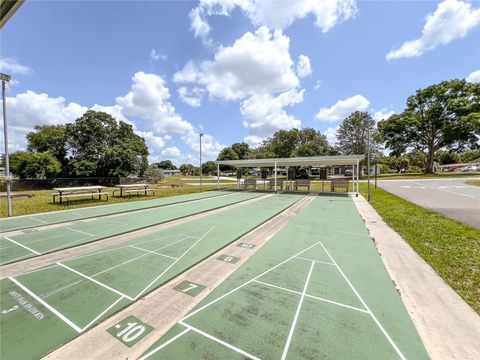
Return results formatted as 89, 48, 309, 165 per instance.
117, 322, 145, 342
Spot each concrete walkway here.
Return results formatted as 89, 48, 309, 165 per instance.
353, 195, 480, 360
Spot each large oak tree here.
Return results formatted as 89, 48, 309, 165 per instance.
378, 80, 479, 173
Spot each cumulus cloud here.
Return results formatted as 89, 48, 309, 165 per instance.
161, 146, 181, 158
316, 95, 370, 122
0, 58, 32, 75
241, 89, 304, 142
174, 27, 299, 100
466, 70, 480, 83
296, 55, 312, 78
0, 91, 87, 151
324, 126, 339, 145
189, 0, 357, 41
372, 109, 395, 123
386, 0, 480, 60
177, 86, 205, 107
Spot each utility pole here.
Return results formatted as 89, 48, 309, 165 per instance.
199, 133, 204, 192
1, 72, 12, 216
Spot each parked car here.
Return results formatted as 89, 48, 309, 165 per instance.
461, 165, 478, 172
344, 169, 353, 176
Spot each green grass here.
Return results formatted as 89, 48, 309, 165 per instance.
359, 183, 480, 314
465, 180, 480, 187
1, 177, 234, 217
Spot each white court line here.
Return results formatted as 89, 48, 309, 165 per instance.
80, 296, 124, 331
4, 236, 42, 255
133, 226, 215, 300
30, 217, 48, 224
317, 240, 407, 360
41, 280, 83, 299
295, 256, 335, 266
410, 181, 475, 198
179, 321, 261, 360
66, 227, 95, 237
281, 260, 315, 360
181, 241, 322, 322
138, 328, 191, 360
56, 262, 134, 301
253, 279, 368, 314
9, 277, 82, 333
128, 245, 178, 260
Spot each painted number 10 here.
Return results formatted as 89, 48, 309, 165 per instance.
116, 322, 146, 343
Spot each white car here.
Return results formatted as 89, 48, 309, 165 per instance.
461, 165, 478, 172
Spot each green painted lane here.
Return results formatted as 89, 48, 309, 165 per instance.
0, 192, 262, 265
142, 195, 429, 360
0, 193, 304, 360
0, 191, 228, 233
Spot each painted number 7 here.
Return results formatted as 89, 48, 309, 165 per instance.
116, 322, 146, 343
182, 283, 198, 293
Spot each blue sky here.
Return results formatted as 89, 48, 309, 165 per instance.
1, 0, 479, 165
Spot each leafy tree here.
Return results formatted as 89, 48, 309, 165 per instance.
66, 111, 149, 177
458, 150, 480, 163
155, 160, 177, 170
179, 163, 195, 175
336, 111, 378, 156
250, 128, 335, 159
231, 142, 250, 159
10, 151, 61, 179
435, 151, 460, 165
202, 161, 217, 175
217, 147, 239, 171
378, 80, 480, 173
144, 165, 164, 183
27, 125, 69, 173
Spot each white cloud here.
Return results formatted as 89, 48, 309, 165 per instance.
90, 104, 130, 124
116, 71, 194, 134
189, 0, 357, 41
386, 0, 480, 60
244, 135, 264, 147
316, 94, 370, 122
325, 126, 339, 145
296, 54, 312, 78
174, 27, 299, 100
372, 109, 395, 123
0, 58, 32, 75
241, 89, 304, 142
466, 70, 480, 83
150, 49, 167, 62
0, 91, 87, 151
182, 130, 226, 158
177, 86, 205, 107
161, 146, 181, 158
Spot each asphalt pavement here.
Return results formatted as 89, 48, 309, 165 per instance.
377, 177, 480, 229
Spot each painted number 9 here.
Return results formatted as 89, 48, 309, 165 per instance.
116, 322, 145, 343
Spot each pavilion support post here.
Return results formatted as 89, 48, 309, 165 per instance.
217, 163, 220, 190
352, 163, 355, 194
274, 161, 277, 193
356, 159, 359, 196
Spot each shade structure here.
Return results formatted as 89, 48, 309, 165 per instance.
216, 155, 364, 168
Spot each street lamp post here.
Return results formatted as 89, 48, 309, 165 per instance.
1, 72, 12, 217
367, 125, 371, 202
199, 133, 204, 192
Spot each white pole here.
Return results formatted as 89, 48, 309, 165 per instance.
352, 163, 355, 194
356, 159, 359, 196
2, 78, 12, 217
217, 163, 219, 190
199, 133, 203, 192
274, 161, 277, 193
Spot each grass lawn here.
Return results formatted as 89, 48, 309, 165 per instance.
465, 180, 480, 187
0, 177, 234, 218
359, 183, 480, 314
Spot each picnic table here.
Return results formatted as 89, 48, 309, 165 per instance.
113, 184, 155, 197
52, 186, 108, 204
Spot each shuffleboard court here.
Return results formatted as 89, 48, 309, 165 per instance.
0, 193, 304, 360
0, 190, 228, 233
141, 195, 429, 360
0, 192, 262, 265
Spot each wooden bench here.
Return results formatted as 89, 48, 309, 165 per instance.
330, 179, 349, 192
52, 186, 108, 204
243, 179, 257, 190
294, 179, 311, 191
268, 179, 284, 191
